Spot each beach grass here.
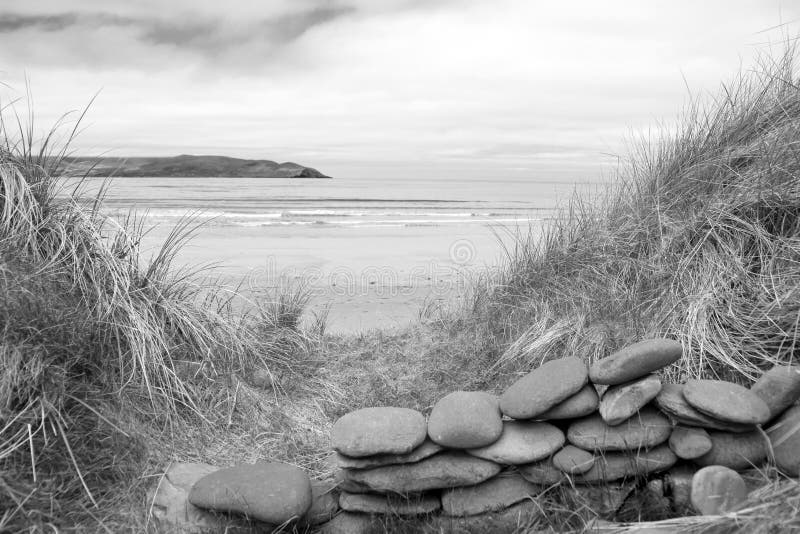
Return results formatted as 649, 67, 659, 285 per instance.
1, 42, 800, 533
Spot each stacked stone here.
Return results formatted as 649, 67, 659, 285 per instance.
330, 339, 800, 525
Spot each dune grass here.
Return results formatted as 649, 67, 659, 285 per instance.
1, 40, 800, 533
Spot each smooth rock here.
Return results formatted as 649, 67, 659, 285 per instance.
567, 408, 672, 451
335, 439, 444, 470
654, 383, 755, 432
683, 379, 770, 426
589, 338, 682, 385
188, 462, 312, 524
691, 465, 747, 515
518, 458, 567, 485
331, 407, 427, 457
467, 421, 564, 464
300, 481, 339, 526
695, 430, 769, 470
668, 425, 712, 460
499, 356, 588, 419
767, 404, 800, 476
432, 500, 541, 533
147, 462, 227, 533
428, 391, 503, 449
319, 512, 382, 534
574, 445, 677, 483
599, 374, 662, 426
552, 445, 595, 475
537, 384, 599, 420
340, 452, 502, 493
339, 492, 440, 515
441, 473, 539, 516
751, 365, 800, 419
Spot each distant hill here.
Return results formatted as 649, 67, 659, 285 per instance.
61, 155, 331, 178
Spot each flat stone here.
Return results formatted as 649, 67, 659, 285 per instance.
340, 452, 502, 493
441, 473, 539, 516
428, 391, 503, 449
432, 500, 542, 533
299, 481, 339, 526
599, 375, 662, 426
331, 407, 427, 457
691, 466, 747, 515
751, 365, 800, 419
654, 383, 755, 432
668, 425, 712, 460
537, 384, 599, 420
518, 458, 567, 485
683, 379, 770, 426
467, 421, 564, 464
147, 462, 228, 533
767, 404, 800, 476
695, 430, 769, 470
335, 439, 444, 470
567, 408, 672, 451
589, 338, 682, 385
574, 445, 677, 483
188, 461, 312, 524
552, 445, 595, 474
339, 492, 440, 515
499, 356, 588, 419
318, 512, 383, 534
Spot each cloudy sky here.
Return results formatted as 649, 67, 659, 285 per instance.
1, 0, 799, 179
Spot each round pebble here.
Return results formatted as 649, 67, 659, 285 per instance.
589, 338, 682, 385
751, 365, 800, 419
691, 466, 747, 515
553, 445, 595, 475
684, 379, 770, 426
428, 391, 503, 448
500, 356, 588, 419
668, 425, 712, 460
332, 407, 427, 457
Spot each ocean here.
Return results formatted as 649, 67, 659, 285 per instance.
75, 175, 604, 332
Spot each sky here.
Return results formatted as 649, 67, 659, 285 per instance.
1, 0, 800, 180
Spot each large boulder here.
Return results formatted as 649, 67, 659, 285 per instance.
340, 452, 502, 493
537, 384, 599, 420
695, 430, 769, 470
767, 404, 800, 476
691, 466, 747, 515
331, 407, 427, 457
567, 408, 672, 451
574, 445, 677, 483
428, 391, 503, 449
467, 421, 564, 464
147, 462, 228, 533
589, 338, 682, 385
599, 374, 662, 426
440, 473, 539, 516
499, 356, 588, 419
654, 383, 754, 432
188, 461, 312, 524
335, 439, 444, 470
683, 379, 770, 426
339, 492, 440, 515
751, 365, 800, 419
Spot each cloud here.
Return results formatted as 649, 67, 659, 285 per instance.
0, 12, 79, 32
